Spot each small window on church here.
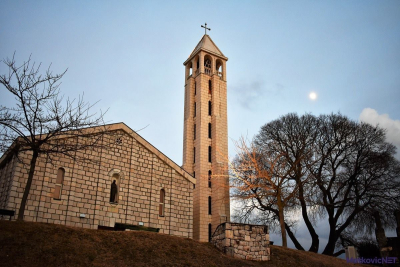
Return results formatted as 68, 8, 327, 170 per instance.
194, 102, 196, 117
209, 223, 212, 242
115, 137, 122, 145
194, 124, 196, 140
194, 82, 196, 95
194, 147, 196, 163
208, 80, 212, 94
208, 101, 212, 116
208, 170, 212, 188
208, 123, 211, 139
193, 172, 196, 189
208, 146, 212, 163
53, 168, 65, 200
159, 189, 165, 216
208, 196, 212, 215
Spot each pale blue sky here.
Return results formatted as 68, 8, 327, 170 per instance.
1, 0, 400, 250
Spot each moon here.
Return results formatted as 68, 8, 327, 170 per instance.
309, 92, 317, 100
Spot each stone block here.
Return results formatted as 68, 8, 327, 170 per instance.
224, 247, 235, 257
262, 256, 270, 261
225, 230, 233, 238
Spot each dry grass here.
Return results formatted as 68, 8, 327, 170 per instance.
0, 220, 362, 267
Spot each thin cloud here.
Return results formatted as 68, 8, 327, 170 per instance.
359, 108, 400, 158
231, 81, 284, 110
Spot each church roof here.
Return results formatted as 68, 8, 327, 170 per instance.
0, 122, 196, 185
184, 34, 228, 65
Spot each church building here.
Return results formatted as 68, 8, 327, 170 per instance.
0, 32, 230, 242
0, 123, 195, 238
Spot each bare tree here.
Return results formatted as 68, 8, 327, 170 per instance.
237, 113, 400, 256
254, 113, 322, 252
309, 114, 400, 255
230, 136, 303, 248
0, 54, 107, 220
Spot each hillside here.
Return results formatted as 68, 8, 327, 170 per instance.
0, 220, 360, 267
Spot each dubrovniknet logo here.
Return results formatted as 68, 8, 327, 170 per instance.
346, 257, 398, 264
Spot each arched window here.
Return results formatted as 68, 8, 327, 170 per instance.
208, 170, 212, 188
110, 174, 119, 203
209, 223, 212, 242
208, 123, 211, 139
208, 146, 212, 163
208, 101, 212, 116
159, 189, 165, 216
208, 196, 212, 215
53, 167, 65, 200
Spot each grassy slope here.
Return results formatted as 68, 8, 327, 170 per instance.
0, 221, 361, 267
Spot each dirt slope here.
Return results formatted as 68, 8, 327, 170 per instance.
0, 220, 360, 267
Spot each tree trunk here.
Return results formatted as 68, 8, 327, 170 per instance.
322, 234, 338, 255
298, 181, 319, 252
285, 223, 305, 250
277, 198, 287, 247
322, 221, 338, 255
17, 150, 38, 221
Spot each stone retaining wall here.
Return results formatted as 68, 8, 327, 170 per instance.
211, 222, 270, 261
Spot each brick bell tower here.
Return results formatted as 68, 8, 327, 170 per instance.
182, 27, 230, 242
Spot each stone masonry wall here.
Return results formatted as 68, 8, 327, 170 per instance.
0, 125, 194, 238
211, 222, 270, 261
0, 154, 16, 211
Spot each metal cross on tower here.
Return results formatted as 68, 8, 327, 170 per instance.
201, 23, 211, 35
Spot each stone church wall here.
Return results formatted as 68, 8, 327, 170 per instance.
0, 153, 17, 211
211, 222, 270, 261
0, 125, 194, 238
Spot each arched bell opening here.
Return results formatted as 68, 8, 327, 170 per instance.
194, 55, 200, 75
204, 54, 212, 76
216, 59, 223, 78
186, 62, 193, 78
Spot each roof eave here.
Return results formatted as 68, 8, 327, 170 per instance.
183, 48, 229, 65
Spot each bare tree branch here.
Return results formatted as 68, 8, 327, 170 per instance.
0, 54, 108, 220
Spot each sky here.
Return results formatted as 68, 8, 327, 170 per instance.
1, 0, 400, 252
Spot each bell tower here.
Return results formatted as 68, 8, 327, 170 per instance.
182, 29, 230, 242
